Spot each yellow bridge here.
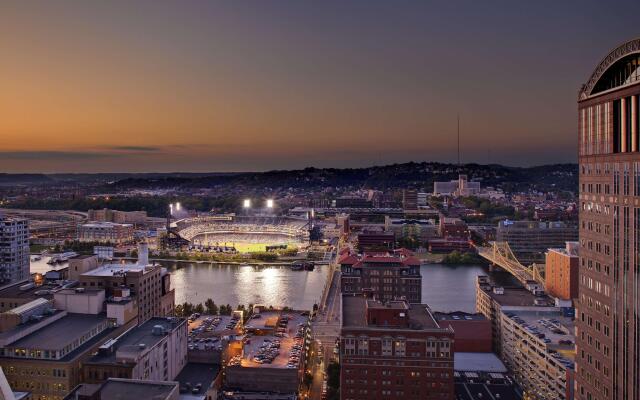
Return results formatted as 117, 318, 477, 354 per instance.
476, 241, 545, 287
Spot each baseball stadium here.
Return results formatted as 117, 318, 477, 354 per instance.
172, 215, 310, 253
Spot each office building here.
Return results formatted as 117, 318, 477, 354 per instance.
340, 297, 454, 400
402, 189, 418, 210
0, 293, 135, 400
0, 215, 29, 286
429, 217, 471, 253
340, 248, 422, 303
496, 220, 578, 263
76, 222, 134, 244
384, 216, 438, 242
356, 230, 395, 252
545, 242, 580, 301
77, 244, 175, 323
576, 37, 640, 400
433, 175, 480, 197
82, 317, 188, 383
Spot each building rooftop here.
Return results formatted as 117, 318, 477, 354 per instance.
69, 254, 97, 260
80, 222, 133, 228
65, 379, 178, 400
0, 313, 119, 362
547, 241, 579, 257
454, 352, 507, 373
87, 317, 185, 365
175, 362, 219, 398
455, 380, 521, 400
342, 296, 440, 330
55, 288, 104, 296
0, 280, 60, 302
229, 310, 308, 370
503, 309, 575, 364
189, 314, 242, 337
81, 262, 155, 277
8, 313, 107, 351
434, 311, 487, 322
477, 279, 555, 308
338, 248, 421, 268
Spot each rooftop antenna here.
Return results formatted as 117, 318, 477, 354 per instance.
457, 114, 460, 166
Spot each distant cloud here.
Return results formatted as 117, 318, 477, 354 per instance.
106, 146, 162, 152
0, 151, 116, 160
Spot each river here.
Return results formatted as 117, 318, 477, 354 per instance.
31, 257, 515, 313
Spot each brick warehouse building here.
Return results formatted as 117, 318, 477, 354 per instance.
340, 296, 454, 400
576, 37, 640, 400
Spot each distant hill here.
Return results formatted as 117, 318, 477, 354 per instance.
0, 173, 52, 186
106, 162, 578, 193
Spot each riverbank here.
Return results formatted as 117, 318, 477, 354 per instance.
114, 256, 297, 267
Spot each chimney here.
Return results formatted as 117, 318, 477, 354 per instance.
137, 242, 149, 266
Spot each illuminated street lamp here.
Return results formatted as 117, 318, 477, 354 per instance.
266, 199, 274, 208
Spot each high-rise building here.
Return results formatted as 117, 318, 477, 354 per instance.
0, 214, 29, 286
576, 37, 640, 400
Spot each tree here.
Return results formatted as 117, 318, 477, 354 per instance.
326, 361, 340, 400
194, 303, 204, 314
174, 304, 184, 317
205, 298, 218, 315
182, 302, 194, 316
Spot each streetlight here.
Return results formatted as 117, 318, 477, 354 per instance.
266, 199, 274, 208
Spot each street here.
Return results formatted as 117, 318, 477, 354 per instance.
309, 268, 341, 400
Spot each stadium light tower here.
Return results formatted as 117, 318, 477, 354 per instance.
243, 199, 251, 209
266, 199, 274, 209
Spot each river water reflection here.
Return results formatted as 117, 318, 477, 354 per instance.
31, 258, 516, 313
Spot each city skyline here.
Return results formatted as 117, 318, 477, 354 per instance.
1, 1, 640, 172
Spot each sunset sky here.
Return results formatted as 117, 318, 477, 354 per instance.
1, 1, 639, 173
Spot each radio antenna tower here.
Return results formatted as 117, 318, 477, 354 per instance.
457, 114, 460, 166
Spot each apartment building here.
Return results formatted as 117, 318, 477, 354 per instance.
0, 215, 29, 286
76, 222, 133, 244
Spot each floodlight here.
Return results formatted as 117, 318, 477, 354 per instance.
176, 202, 181, 211
243, 199, 251, 208
266, 199, 274, 208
